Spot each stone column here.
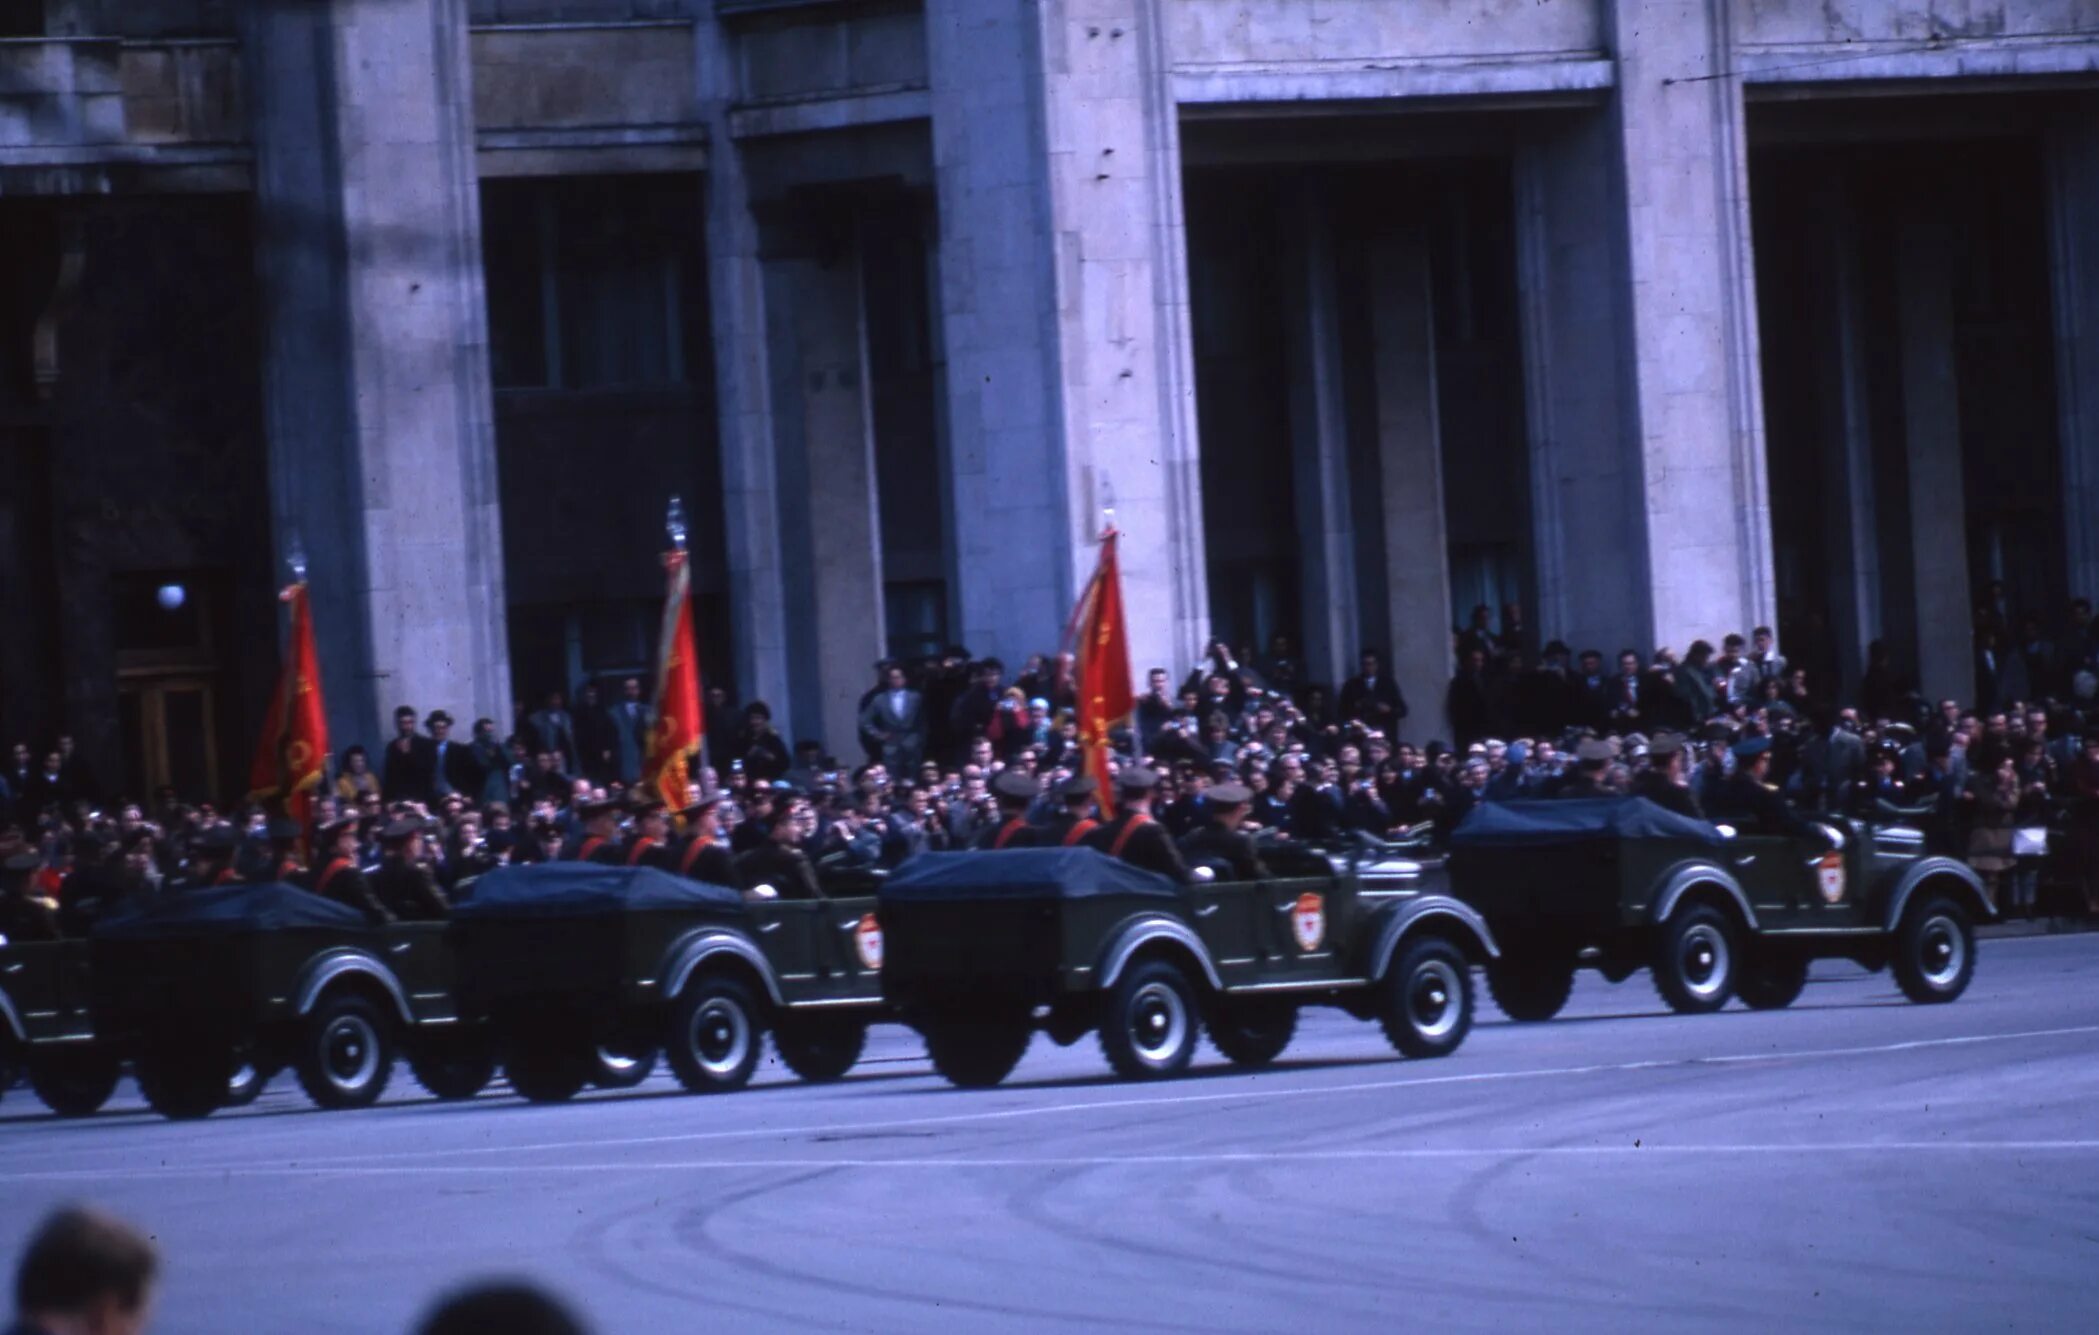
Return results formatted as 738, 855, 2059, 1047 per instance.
1896, 217, 1975, 706
1283, 184, 1358, 689
1809, 172, 1882, 700
1368, 225, 1451, 743
696, 16, 795, 733
2050, 104, 2099, 607
926, 0, 1208, 677
246, 0, 509, 751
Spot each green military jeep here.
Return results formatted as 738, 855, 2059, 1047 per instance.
0, 937, 125, 1117
450, 863, 888, 1102
92, 883, 480, 1119
878, 845, 1498, 1088
1445, 797, 1992, 1019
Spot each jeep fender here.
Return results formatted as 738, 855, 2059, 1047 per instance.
1880, 857, 1993, 931
1095, 914, 1223, 992
659, 929, 784, 1008
0, 989, 22, 1043
1648, 861, 1760, 931
1364, 897, 1500, 979
293, 948, 413, 1025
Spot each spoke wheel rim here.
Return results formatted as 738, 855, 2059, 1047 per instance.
689, 998, 751, 1079
1408, 959, 1462, 1039
1128, 981, 1189, 1065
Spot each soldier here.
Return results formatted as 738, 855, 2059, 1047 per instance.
1551, 737, 1618, 799
174, 824, 243, 891
733, 796, 824, 899
304, 814, 394, 924
370, 817, 451, 921
1035, 774, 1101, 847
559, 797, 624, 864
1709, 737, 1815, 839
265, 818, 306, 883
1847, 742, 1913, 817
1178, 782, 1270, 881
619, 789, 676, 870
673, 786, 737, 885
971, 771, 1042, 850
0, 851, 60, 942
1631, 733, 1704, 820
1084, 767, 1189, 885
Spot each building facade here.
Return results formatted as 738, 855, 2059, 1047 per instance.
2, 0, 2096, 796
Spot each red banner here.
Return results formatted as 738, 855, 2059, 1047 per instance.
1071, 526, 1133, 816
645, 549, 704, 811
248, 582, 329, 838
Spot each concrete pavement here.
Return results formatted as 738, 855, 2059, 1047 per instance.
1, 936, 2095, 1332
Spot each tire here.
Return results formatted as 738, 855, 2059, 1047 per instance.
922, 1013, 1032, 1089
409, 1033, 498, 1101
590, 1046, 660, 1090
27, 1048, 121, 1118
503, 1037, 592, 1104
666, 977, 763, 1094
1485, 954, 1576, 1022
1099, 959, 1200, 1080
294, 995, 395, 1111
1205, 1000, 1297, 1067
1652, 904, 1738, 1014
136, 1042, 233, 1120
773, 1017, 867, 1083
1736, 952, 1809, 1010
1892, 895, 1976, 1005
223, 1061, 268, 1107
1378, 936, 1474, 1059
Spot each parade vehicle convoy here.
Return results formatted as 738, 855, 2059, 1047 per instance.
1443, 797, 1993, 1019
450, 863, 889, 1103
90, 883, 483, 1120
876, 845, 1498, 1088
0, 936, 125, 1117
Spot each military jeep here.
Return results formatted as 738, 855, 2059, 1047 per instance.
92, 883, 479, 1119
0, 938, 125, 1117
877, 845, 1498, 1088
449, 863, 889, 1102
1445, 797, 1993, 1019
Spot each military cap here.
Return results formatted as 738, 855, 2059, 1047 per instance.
1115, 766, 1160, 793
318, 813, 360, 837
678, 785, 725, 817
1574, 737, 1617, 765
3, 852, 41, 874
625, 787, 668, 815
991, 770, 1040, 802
1058, 774, 1098, 800
1732, 736, 1773, 762
578, 796, 621, 819
1208, 782, 1253, 807
380, 816, 428, 843
1648, 732, 1688, 759
1883, 723, 1919, 744
192, 825, 239, 854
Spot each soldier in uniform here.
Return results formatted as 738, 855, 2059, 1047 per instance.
971, 771, 1042, 849
1847, 742, 1913, 817
1709, 737, 1815, 838
1551, 737, 1618, 799
1, 851, 60, 942
265, 818, 306, 883
1035, 774, 1101, 847
673, 786, 737, 885
1178, 782, 1269, 881
1631, 733, 1704, 819
370, 817, 451, 921
304, 814, 394, 924
619, 789, 677, 870
559, 797, 624, 864
733, 796, 824, 899
174, 825, 242, 891
1084, 767, 1189, 884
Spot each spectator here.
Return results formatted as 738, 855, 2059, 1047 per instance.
526, 689, 579, 777
610, 677, 653, 785
858, 664, 926, 773
336, 744, 381, 804
9, 1204, 158, 1335
415, 1279, 589, 1335
380, 706, 433, 805
1337, 650, 1406, 735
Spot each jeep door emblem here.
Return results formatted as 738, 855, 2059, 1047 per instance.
854, 913, 885, 971
1817, 853, 1846, 905
1290, 892, 1326, 952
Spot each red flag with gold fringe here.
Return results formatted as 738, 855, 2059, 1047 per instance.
248, 581, 329, 840
1069, 525, 1133, 816
645, 547, 704, 812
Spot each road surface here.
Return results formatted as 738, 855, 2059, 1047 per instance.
2, 935, 2095, 1332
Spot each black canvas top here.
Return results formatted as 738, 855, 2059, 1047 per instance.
881, 847, 1181, 902
1449, 797, 1723, 849
93, 882, 367, 939
453, 863, 743, 920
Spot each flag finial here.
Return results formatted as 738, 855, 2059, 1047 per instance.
1099, 471, 1115, 532
665, 494, 688, 553
286, 528, 308, 583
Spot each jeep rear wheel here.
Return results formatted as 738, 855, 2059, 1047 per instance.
922, 1014, 1032, 1089
1101, 960, 1200, 1079
1485, 953, 1576, 1022
27, 1048, 121, 1118
1892, 895, 1975, 1004
409, 1032, 498, 1101
1653, 904, 1737, 1014
504, 1036, 592, 1104
590, 1046, 659, 1090
136, 1042, 234, 1120
295, 995, 395, 1111
1379, 937, 1473, 1058
1736, 952, 1809, 1010
666, 978, 763, 1094
1206, 1000, 1297, 1068
774, 1017, 867, 1083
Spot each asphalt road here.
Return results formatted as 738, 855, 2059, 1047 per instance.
2, 936, 2096, 1333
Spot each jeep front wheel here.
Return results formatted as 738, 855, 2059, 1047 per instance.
295, 995, 395, 1111
1379, 937, 1474, 1058
1206, 1000, 1296, 1068
666, 978, 763, 1094
1653, 904, 1737, 1014
1892, 895, 1975, 1004
1100, 960, 1200, 1079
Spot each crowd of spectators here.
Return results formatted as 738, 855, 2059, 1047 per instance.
6, 597, 2099, 936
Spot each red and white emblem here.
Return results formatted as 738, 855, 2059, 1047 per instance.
1817, 853, 1846, 905
1290, 892, 1326, 953
853, 913, 885, 971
